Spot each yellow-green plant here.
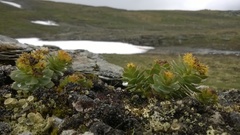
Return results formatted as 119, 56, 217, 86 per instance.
57, 72, 93, 92
10, 48, 72, 91
122, 53, 208, 99
47, 50, 72, 79
195, 88, 218, 105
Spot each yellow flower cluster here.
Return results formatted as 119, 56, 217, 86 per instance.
67, 74, 79, 83
16, 53, 31, 70
57, 50, 72, 64
16, 48, 49, 76
31, 47, 49, 59
183, 53, 208, 75
127, 62, 136, 68
194, 61, 208, 75
164, 71, 174, 80
67, 73, 84, 83
183, 53, 195, 68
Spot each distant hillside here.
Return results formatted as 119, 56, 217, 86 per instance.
1, 0, 240, 50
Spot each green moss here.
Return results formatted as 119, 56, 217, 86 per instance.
50, 127, 59, 135
52, 107, 73, 118
78, 124, 88, 133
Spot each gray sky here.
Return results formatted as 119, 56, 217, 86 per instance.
48, 0, 240, 10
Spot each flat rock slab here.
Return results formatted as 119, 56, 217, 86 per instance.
70, 50, 123, 81
0, 35, 123, 81
0, 35, 36, 64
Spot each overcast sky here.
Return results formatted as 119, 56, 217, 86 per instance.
48, 0, 240, 10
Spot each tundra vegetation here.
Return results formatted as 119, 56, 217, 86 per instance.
1, 0, 239, 89
0, 0, 240, 134
2, 49, 238, 134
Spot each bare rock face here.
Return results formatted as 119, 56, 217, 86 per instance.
0, 35, 37, 65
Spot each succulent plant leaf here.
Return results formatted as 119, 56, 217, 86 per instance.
10, 70, 30, 82
183, 75, 202, 84
38, 77, 52, 86
25, 77, 39, 85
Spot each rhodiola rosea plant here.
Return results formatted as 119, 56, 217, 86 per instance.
10, 48, 72, 91
122, 53, 210, 100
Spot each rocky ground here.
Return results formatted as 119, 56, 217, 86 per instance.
0, 35, 240, 135
146, 46, 240, 56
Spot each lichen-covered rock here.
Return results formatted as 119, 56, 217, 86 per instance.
229, 112, 240, 129
11, 112, 54, 135
0, 35, 239, 135
0, 122, 11, 135
0, 65, 15, 86
72, 95, 94, 112
18, 132, 33, 135
58, 114, 85, 132
219, 89, 240, 105
60, 129, 77, 135
89, 122, 125, 135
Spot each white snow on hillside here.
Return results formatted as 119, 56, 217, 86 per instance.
16, 38, 154, 54
0, 0, 21, 8
31, 20, 59, 26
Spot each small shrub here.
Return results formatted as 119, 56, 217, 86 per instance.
122, 53, 209, 99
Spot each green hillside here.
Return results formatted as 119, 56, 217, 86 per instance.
1, 0, 240, 50
1, 0, 240, 89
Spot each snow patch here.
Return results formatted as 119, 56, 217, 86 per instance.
0, 0, 21, 8
16, 38, 154, 54
31, 20, 59, 26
